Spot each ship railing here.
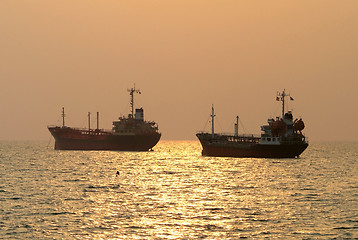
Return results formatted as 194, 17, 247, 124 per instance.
80, 130, 112, 135
196, 131, 213, 136
197, 131, 261, 143
197, 131, 260, 138
279, 136, 309, 145
227, 134, 261, 143
47, 125, 60, 128
48, 125, 113, 134
232, 133, 261, 138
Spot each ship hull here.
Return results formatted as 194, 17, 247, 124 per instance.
49, 127, 161, 151
197, 134, 308, 158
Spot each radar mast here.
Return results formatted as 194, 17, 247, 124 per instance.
127, 84, 141, 119
277, 89, 293, 119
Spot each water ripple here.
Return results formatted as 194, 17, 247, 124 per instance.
0, 141, 357, 239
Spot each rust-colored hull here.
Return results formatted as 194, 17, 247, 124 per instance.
48, 127, 161, 151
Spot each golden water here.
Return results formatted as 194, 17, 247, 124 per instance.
1, 141, 357, 238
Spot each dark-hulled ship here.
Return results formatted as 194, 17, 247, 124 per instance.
48, 86, 161, 151
196, 90, 308, 158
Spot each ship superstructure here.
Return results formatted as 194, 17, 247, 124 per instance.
196, 90, 308, 158
48, 86, 161, 151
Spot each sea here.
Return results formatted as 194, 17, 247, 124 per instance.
0, 140, 357, 239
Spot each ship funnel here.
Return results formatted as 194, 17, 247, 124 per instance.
135, 108, 144, 122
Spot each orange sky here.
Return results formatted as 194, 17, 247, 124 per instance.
1, 0, 357, 141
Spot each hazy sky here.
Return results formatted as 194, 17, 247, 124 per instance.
1, 1, 357, 141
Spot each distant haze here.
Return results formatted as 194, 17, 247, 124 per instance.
1, 1, 357, 141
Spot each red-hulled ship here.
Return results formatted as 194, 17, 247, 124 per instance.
48, 86, 161, 151
196, 90, 308, 158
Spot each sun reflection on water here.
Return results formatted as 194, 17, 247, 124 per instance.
1, 141, 357, 239
73, 140, 293, 238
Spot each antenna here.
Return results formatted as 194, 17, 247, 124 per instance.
127, 84, 141, 118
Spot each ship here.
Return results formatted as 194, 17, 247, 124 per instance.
196, 90, 308, 158
48, 86, 161, 151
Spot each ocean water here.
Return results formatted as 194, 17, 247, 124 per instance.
0, 140, 357, 239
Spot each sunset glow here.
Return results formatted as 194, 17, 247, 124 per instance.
1, 1, 357, 141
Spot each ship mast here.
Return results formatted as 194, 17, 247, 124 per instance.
88, 112, 91, 132
277, 89, 292, 119
127, 84, 141, 119
97, 112, 99, 130
211, 104, 215, 138
234, 115, 239, 137
62, 107, 65, 127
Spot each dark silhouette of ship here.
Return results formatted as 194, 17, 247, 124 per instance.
196, 90, 308, 158
48, 86, 161, 151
